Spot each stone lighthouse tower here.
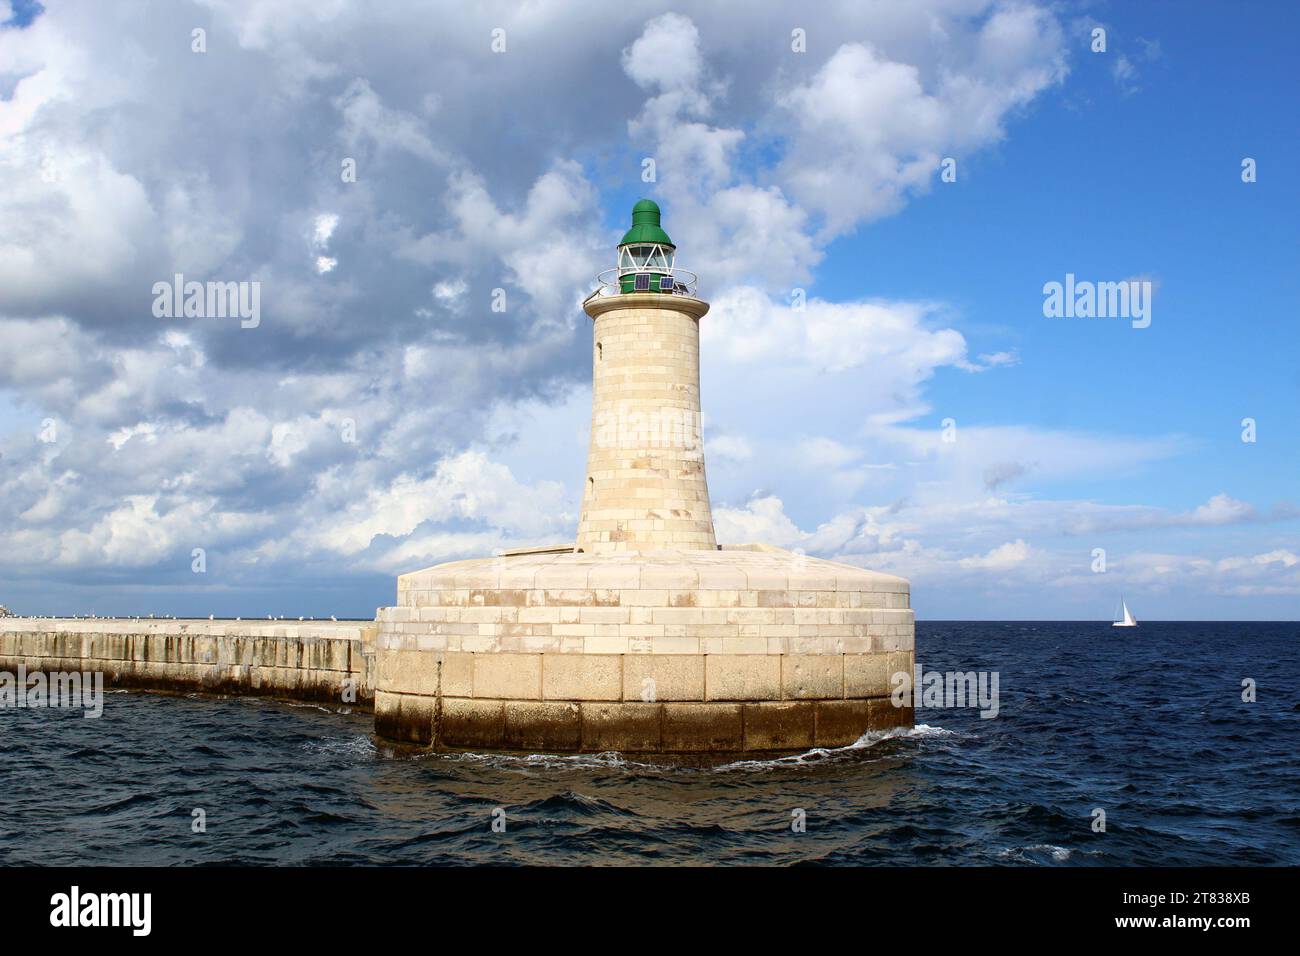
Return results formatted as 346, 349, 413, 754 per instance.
578, 200, 715, 552
373, 200, 915, 755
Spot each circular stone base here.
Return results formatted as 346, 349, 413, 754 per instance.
374, 545, 913, 753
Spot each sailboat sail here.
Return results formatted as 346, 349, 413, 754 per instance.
1113, 598, 1138, 627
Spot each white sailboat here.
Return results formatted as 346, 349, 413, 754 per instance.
1112, 597, 1138, 628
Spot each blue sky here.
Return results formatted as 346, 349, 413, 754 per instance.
0, 1, 1295, 620
871, 4, 1298, 514
837, 3, 1300, 612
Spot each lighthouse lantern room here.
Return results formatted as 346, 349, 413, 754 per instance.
612, 199, 694, 294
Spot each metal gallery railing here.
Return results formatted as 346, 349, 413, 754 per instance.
585, 266, 700, 303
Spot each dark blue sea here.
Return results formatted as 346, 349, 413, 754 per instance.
1, 622, 1296, 866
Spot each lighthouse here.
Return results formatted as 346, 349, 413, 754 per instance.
373, 200, 915, 755
578, 199, 715, 553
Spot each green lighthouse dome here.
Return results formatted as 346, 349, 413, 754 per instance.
619, 198, 674, 247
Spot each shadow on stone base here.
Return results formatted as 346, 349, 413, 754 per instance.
375, 693, 912, 755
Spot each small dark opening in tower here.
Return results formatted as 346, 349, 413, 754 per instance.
596, 342, 602, 361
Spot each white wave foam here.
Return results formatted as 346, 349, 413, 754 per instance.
303, 734, 377, 757
286, 701, 351, 715
871, 723, 953, 741
425, 749, 668, 772
715, 723, 952, 771
999, 843, 1072, 863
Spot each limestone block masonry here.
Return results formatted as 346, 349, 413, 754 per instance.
373, 546, 914, 752
0, 619, 376, 706
578, 294, 715, 553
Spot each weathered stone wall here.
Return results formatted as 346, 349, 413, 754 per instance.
0, 619, 376, 707
577, 294, 716, 553
374, 647, 914, 752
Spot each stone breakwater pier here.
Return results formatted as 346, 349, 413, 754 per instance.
0, 619, 375, 706
3, 201, 914, 756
